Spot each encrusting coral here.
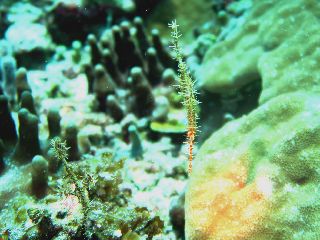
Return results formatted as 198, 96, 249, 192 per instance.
185, 1, 320, 239
186, 91, 320, 239
198, 0, 320, 104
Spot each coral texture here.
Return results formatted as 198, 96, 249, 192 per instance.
185, 91, 320, 239
198, 0, 320, 104
0, 3, 188, 237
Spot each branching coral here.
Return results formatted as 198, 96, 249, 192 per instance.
169, 20, 199, 173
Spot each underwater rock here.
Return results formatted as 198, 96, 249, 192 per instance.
199, 0, 320, 104
211, 0, 231, 13
193, 33, 216, 60
7, 2, 43, 23
227, 0, 253, 16
186, 91, 320, 239
31, 155, 48, 199
5, 11, 53, 68
0, 39, 13, 57
5, 22, 52, 53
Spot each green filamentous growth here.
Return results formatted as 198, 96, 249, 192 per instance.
168, 20, 199, 173
50, 137, 90, 229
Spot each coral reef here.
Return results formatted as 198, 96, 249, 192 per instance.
186, 91, 320, 239
0, 0, 194, 239
199, 0, 320, 104
6, 0, 319, 239
183, 1, 320, 239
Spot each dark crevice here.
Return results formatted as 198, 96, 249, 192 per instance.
198, 77, 262, 144
0, 7, 9, 38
